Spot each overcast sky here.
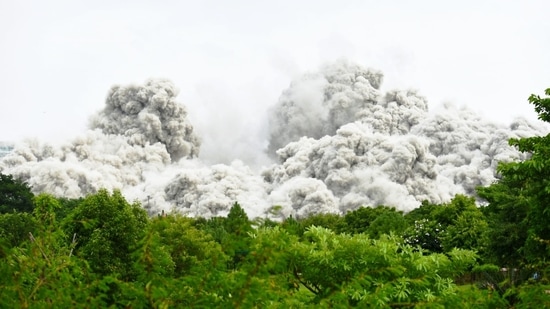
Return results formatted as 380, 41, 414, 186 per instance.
1, 0, 549, 147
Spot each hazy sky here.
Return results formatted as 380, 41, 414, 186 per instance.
1, 0, 549, 147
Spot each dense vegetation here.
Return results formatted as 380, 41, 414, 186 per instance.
1, 88, 549, 307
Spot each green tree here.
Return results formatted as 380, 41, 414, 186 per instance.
478, 181, 529, 267
224, 202, 253, 237
366, 209, 408, 239
63, 189, 148, 279
404, 195, 488, 254
438, 195, 488, 253
0, 212, 37, 248
147, 214, 227, 277
298, 212, 345, 235
478, 88, 550, 272
403, 218, 446, 253
280, 215, 303, 236
0, 192, 97, 308
224, 202, 253, 269
341, 205, 404, 235
287, 226, 479, 306
0, 173, 34, 214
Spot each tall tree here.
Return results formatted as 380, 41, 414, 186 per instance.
224, 202, 253, 269
478, 87, 550, 270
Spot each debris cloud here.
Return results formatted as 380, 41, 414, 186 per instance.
1, 61, 546, 218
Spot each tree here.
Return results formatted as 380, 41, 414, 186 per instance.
223, 202, 253, 268
478, 88, 550, 272
297, 213, 345, 235
0, 173, 34, 214
287, 226, 479, 306
478, 181, 529, 268
403, 218, 446, 253
366, 208, 408, 239
403, 195, 488, 254
63, 189, 148, 279
0, 212, 37, 248
146, 214, 227, 277
341, 205, 405, 235
224, 202, 252, 237
438, 195, 488, 253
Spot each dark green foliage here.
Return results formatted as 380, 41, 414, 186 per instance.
225, 202, 253, 236
405, 200, 439, 225
0, 212, 38, 248
297, 212, 345, 234
438, 195, 488, 253
280, 215, 303, 236
478, 182, 529, 267
224, 202, 253, 268
55, 197, 84, 222
478, 88, 550, 269
0, 173, 34, 214
516, 283, 550, 308
341, 205, 384, 234
366, 208, 408, 239
341, 205, 407, 237
528, 87, 550, 122
404, 218, 446, 253
403, 195, 488, 254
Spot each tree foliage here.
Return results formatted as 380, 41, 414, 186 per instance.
478, 88, 550, 270
63, 189, 148, 279
0, 173, 34, 214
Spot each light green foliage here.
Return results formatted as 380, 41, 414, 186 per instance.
146, 214, 227, 277
516, 283, 550, 308
287, 226, 477, 306
33, 193, 62, 231
63, 189, 148, 279
0, 193, 96, 308
0, 236, 95, 308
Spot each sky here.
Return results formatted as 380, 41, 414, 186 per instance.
1, 0, 549, 162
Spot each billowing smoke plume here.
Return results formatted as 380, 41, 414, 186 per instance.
90, 79, 200, 162
0, 62, 547, 218
267, 60, 384, 155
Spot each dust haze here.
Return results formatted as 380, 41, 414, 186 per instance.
1, 60, 546, 218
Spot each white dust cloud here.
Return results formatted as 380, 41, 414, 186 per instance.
90, 79, 200, 162
0, 61, 546, 218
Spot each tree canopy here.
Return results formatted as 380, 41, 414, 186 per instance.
0, 173, 34, 214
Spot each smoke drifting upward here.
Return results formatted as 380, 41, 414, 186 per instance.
90, 79, 201, 162
0, 61, 547, 218
267, 61, 384, 155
